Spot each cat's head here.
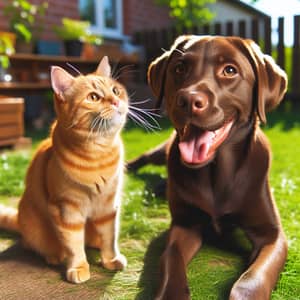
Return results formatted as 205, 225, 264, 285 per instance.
50, 56, 128, 140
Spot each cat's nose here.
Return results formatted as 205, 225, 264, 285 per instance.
111, 99, 119, 107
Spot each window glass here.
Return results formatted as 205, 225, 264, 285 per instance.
78, 0, 122, 37
104, 0, 117, 29
79, 0, 96, 25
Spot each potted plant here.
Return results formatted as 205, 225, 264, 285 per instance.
53, 18, 102, 57
3, 0, 48, 53
0, 33, 16, 81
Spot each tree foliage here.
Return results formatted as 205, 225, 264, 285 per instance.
155, 0, 216, 28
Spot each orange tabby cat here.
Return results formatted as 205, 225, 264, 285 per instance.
0, 56, 128, 283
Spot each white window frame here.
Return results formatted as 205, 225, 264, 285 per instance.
90, 0, 123, 39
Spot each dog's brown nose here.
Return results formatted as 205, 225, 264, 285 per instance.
176, 91, 208, 114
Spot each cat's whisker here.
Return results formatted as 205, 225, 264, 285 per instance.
100, 109, 113, 119
87, 116, 101, 141
113, 70, 139, 81
128, 105, 162, 130
127, 100, 162, 131
104, 119, 109, 135
128, 91, 137, 99
97, 118, 104, 135
110, 59, 122, 78
112, 65, 137, 81
66, 62, 82, 75
128, 111, 150, 130
67, 110, 92, 130
128, 113, 158, 132
129, 105, 161, 117
130, 98, 152, 106
128, 110, 160, 132
98, 118, 108, 137
130, 112, 161, 131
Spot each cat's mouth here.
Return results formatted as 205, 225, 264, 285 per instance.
91, 106, 128, 136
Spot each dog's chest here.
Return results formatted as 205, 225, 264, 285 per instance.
169, 151, 240, 218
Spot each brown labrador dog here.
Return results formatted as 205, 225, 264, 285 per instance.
129, 35, 288, 300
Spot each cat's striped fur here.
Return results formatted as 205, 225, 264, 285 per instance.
0, 56, 128, 283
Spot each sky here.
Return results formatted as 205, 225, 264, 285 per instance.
241, 0, 300, 45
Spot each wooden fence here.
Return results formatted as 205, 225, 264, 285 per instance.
134, 15, 300, 101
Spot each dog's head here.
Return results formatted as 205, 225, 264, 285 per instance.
148, 35, 287, 167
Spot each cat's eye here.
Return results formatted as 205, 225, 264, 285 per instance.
87, 92, 101, 102
222, 65, 238, 77
112, 86, 120, 96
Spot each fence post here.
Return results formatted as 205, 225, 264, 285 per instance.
238, 20, 246, 38
292, 15, 300, 98
214, 22, 222, 35
202, 24, 211, 35
277, 17, 285, 71
264, 17, 272, 54
251, 18, 259, 43
226, 21, 234, 36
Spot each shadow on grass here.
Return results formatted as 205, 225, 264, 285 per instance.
134, 171, 167, 200
136, 226, 252, 300
265, 103, 300, 131
0, 240, 62, 274
135, 231, 168, 300
0, 231, 117, 294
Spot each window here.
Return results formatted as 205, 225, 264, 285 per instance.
79, 0, 123, 38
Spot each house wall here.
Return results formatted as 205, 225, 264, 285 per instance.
123, 0, 172, 35
210, 1, 261, 23
208, 0, 267, 38
0, 0, 172, 40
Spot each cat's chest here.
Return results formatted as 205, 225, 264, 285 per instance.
87, 174, 122, 217
55, 143, 123, 187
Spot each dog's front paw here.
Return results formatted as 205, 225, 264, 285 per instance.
66, 261, 90, 284
101, 253, 127, 270
230, 275, 268, 300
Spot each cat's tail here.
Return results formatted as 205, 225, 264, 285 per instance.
0, 204, 19, 232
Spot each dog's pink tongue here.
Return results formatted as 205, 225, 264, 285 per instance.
179, 129, 214, 164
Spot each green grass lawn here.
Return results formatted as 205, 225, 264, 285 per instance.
0, 109, 300, 299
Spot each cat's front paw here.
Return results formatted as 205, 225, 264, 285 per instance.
66, 262, 90, 283
101, 253, 127, 270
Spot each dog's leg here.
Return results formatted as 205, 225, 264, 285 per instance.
127, 140, 168, 172
230, 227, 287, 300
127, 132, 176, 172
155, 224, 202, 300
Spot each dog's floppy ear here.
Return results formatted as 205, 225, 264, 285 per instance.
240, 39, 287, 123
147, 51, 170, 109
148, 35, 192, 109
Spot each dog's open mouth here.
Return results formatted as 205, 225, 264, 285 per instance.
178, 119, 234, 167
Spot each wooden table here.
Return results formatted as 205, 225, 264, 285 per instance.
0, 53, 139, 97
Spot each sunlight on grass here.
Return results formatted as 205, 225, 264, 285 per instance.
0, 112, 299, 299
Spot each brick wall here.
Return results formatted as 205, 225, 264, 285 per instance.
123, 0, 172, 35
0, 0, 171, 41
0, 0, 80, 41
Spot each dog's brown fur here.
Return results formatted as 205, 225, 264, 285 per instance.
128, 35, 288, 299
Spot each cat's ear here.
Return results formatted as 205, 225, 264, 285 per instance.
95, 56, 111, 77
51, 66, 75, 100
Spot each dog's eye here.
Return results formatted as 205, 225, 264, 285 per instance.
174, 62, 186, 75
87, 92, 101, 102
222, 65, 237, 77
